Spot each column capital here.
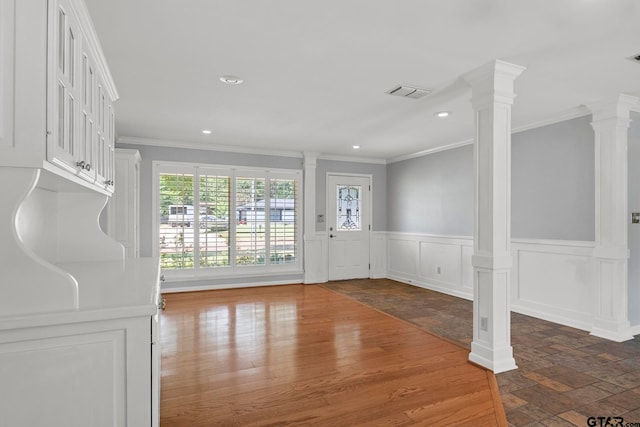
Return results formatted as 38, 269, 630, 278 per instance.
587, 94, 639, 125
463, 60, 526, 110
303, 152, 318, 167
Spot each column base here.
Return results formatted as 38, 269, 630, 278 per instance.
469, 341, 518, 374
591, 319, 634, 342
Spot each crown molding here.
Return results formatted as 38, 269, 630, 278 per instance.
119, 105, 601, 166
387, 139, 473, 164
117, 136, 387, 164
117, 136, 304, 159
388, 106, 593, 164
317, 154, 387, 165
511, 106, 591, 134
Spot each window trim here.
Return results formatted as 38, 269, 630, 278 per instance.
152, 160, 304, 280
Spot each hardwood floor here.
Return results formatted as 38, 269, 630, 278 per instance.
160, 284, 507, 426
324, 279, 640, 427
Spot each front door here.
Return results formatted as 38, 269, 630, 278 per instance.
327, 174, 371, 280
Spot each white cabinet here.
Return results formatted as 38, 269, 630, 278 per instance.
0, 0, 117, 194
0, 1, 160, 425
48, 0, 82, 172
105, 149, 142, 258
47, 0, 116, 192
0, 259, 161, 427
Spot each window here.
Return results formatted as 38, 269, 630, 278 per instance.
155, 162, 302, 277
337, 185, 361, 231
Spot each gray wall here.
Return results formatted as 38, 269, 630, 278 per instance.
387, 145, 473, 235
512, 115, 595, 241
628, 112, 640, 326
117, 143, 303, 258
315, 159, 387, 232
386, 115, 595, 241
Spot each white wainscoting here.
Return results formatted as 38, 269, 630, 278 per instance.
386, 233, 474, 300
511, 238, 595, 331
370, 231, 387, 279
384, 233, 598, 333
304, 233, 328, 284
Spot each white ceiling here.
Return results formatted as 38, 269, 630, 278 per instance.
84, 0, 640, 161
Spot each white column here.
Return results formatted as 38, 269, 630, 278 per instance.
463, 60, 525, 373
587, 94, 639, 342
303, 152, 320, 284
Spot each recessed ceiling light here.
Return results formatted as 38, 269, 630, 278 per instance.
353, 145, 361, 149
435, 111, 451, 118
202, 130, 212, 134
220, 75, 243, 85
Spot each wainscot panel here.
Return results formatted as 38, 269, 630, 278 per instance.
304, 233, 328, 284
371, 232, 387, 279
386, 233, 473, 300
383, 233, 597, 333
511, 239, 594, 331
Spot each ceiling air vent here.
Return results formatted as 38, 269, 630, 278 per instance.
386, 85, 431, 99
628, 53, 640, 64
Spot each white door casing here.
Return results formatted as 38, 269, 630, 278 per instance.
327, 174, 371, 280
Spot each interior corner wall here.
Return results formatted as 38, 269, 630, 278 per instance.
315, 159, 387, 232
385, 115, 600, 332
386, 145, 473, 235
628, 112, 640, 326
511, 115, 595, 241
115, 143, 303, 258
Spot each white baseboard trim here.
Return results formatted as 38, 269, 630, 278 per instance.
387, 273, 473, 301
510, 303, 592, 333
630, 324, 640, 336
162, 279, 303, 293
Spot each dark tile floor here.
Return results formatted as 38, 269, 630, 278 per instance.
322, 279, 640, 427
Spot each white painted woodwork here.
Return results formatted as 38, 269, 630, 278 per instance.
2, 0, 48, 167
370, 231, 387, 279
463, 60, 525, 373
161, 278, 304, 293
327, 174, 371, 280
0, 0, 14, 152
303, 152, 320, 283
151, 307, 161, 427
0, 258, 160, 427
0, 1, 160, 425
46, 0, 116, 190
388, 238, 420, 278
511, 239, 595, 331
0, 168, 79, 316
386, 233, 474, 300
106, 149, 141, 258
0, 0, 116, 191
384, 232, 602, 333
587, 95, 639, 341
304, 234, 327, 284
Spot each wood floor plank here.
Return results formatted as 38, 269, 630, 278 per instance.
160, 284, 506, 426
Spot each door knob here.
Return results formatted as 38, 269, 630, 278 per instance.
329, 234, 335, 238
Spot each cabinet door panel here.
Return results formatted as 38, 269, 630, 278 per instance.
78, 48, 96, 181
49, 0, 82, 172
46, 0, 115, 193
0, 330, 127, 426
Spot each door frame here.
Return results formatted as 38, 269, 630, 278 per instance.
325, 172, 373, 280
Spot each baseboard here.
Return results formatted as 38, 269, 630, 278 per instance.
162, 279, 303, 293
387, 273, 473, 301
510, 303, 592, 333
631, 324, 640, 337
